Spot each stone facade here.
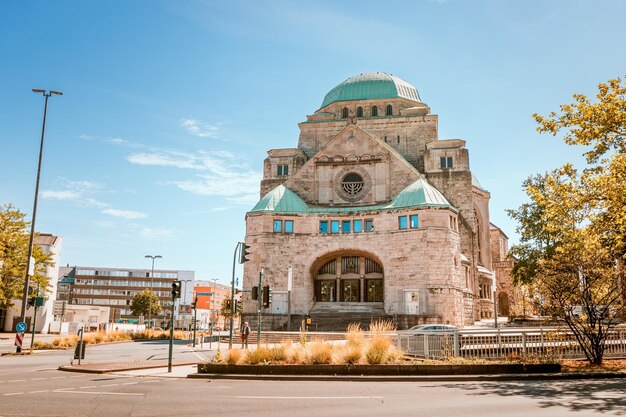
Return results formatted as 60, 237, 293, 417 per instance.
243, 72, 513, 330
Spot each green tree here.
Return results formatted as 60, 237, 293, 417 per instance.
130, 289, 162, 317
509, 77, 626, 364
0, 204, 53, 312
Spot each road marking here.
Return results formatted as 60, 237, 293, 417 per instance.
8, 379, 26, 382
29, 390, 50, 394
4, 392, 24, 396
52, 389, 144, 396
237, 396, 384, 400
31, 377, 47, 381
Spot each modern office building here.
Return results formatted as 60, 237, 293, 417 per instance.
56, 266, 194, 325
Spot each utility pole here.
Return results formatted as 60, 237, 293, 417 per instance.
17, 89, 62, 353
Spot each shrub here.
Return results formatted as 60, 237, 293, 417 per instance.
309, 341, 333, 364
346, 323, 364, 348
341, 345, 362, 365
269, 345, 287, 362
225, 349, 243, 365
365, 337, 391, 364
244, 347, 273, 365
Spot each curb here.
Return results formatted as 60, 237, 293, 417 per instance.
187, 372, 626, 382
58, 361, 198, 374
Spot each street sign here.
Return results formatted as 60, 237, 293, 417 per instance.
16, 321, 27, 333
14, 332, 24, 348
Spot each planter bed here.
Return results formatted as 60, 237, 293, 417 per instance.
197, 363, 560, 376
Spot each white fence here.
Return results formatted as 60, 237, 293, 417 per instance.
396, 328, 626, 360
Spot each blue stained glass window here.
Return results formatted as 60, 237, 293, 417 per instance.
319, 221, 328, 233
331, 221, 340, 234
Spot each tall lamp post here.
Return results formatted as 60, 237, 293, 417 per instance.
16, 89, 62, 353
145, 255, 162, 329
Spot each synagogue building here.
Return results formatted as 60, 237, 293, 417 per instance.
242, 72, 514, 330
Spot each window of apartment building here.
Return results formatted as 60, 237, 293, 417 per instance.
277, 164, 289, 176
342, 220, 351, 233
353, 219, 363, 233
398, 216, 408, 230
365, 220, 374, 232
410, 214, 419, 229
440, 156, 453, 169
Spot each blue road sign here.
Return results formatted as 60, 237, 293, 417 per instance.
16, 321, 27, 333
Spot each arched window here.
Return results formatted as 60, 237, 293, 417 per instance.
385, 105, 393, 116
371, 106, 378, 117
342, 107, 349, 118
356, 107, 363, 117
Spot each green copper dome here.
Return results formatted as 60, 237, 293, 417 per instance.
320, 72, 422, 109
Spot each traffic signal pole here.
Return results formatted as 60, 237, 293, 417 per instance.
228, 242, 243, 349
257, 269, 263, 346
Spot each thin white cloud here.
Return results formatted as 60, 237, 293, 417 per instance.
40, 190, 82, 200
180, 118, 220, 138
127, 149, 261, 204
102, 208, 148, 220
137, 226, 175, 240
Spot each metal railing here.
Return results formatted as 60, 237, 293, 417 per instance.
396, 328, 626, 360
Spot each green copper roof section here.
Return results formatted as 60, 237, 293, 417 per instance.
320, 72, 422, 109
249, 178, 453, 215
250, 185, 309, 214
385, 177, 452, 209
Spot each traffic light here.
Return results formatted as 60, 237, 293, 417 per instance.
262, 285, 270, 308
171, 280, 182, 299
251, 286, 259, 300
239, 244, 251, 264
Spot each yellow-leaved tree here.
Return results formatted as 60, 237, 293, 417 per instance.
509, 77, 626, 364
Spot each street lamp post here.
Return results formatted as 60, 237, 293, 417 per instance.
16, 89, 62, 353
145, 255, 162, 329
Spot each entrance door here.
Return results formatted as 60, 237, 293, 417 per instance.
341, 280, 360, 302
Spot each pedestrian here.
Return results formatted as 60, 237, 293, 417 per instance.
241, 321, 250, 348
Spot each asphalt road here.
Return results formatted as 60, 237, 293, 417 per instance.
1, 341, 625, 416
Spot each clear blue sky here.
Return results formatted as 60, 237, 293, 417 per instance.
1, 0, 625, 283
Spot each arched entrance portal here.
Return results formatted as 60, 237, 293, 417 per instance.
314, 254, 383, 303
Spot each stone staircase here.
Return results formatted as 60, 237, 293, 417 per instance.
308, 303, 390, 332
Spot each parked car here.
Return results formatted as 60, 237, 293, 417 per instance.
405, 324, 458, 336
